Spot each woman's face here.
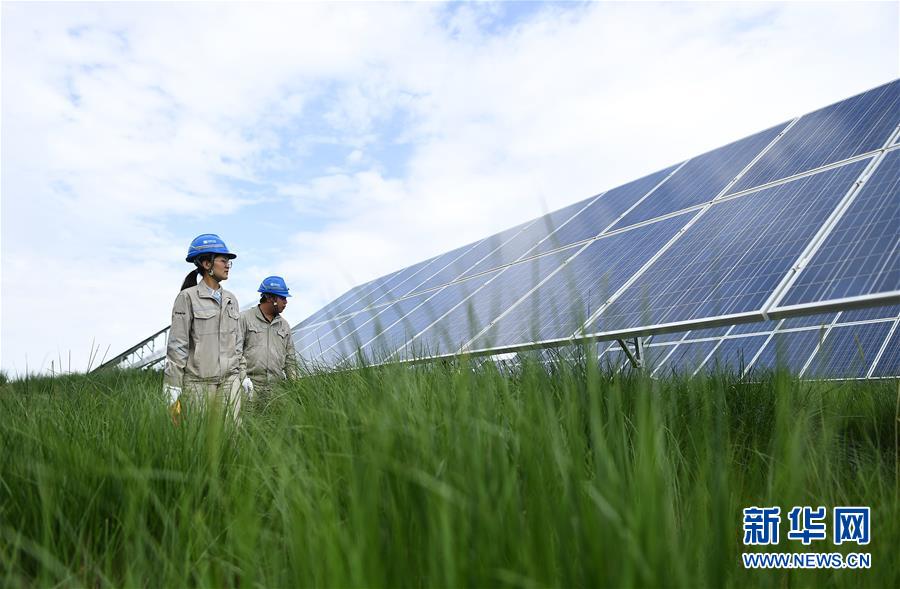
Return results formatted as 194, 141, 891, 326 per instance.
204, 255, 232, 281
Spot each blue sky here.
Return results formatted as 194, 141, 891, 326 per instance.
1, 1, 898, 376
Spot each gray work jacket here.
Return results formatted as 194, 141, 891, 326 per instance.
164, 283, 245, 388
240, 306, 300, 389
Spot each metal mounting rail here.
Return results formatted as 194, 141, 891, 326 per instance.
93, 326, 169, 372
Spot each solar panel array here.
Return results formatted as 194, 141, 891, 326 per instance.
599, 304, 899, 379
294, 79, 900, 376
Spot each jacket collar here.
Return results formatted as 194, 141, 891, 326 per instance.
196, 282, 231, 306
254, 304, 284, 326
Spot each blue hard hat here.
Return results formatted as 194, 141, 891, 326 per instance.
258, 275, 291, 297
186, 234, 237, 262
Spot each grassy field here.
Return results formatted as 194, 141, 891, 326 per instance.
0, 354, 898, 588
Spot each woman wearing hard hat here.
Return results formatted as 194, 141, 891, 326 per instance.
163, 233, 249, 422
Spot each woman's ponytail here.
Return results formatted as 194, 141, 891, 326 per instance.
180, 254, 214, 291
180, 268, 201, 291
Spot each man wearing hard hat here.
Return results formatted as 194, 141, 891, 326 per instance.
240, 276, 301, 401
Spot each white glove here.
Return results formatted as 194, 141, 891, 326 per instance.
164, 384, 182, 405
242, 377, 254, 398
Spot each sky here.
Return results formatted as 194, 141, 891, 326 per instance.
1, 1, 898, 376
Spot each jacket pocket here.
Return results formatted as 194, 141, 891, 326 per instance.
192, 306, 219, 336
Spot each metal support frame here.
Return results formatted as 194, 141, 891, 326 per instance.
617, 336, 645, 370
93, 326, 170, 372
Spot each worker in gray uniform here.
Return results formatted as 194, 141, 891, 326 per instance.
240, 275, 300, 400
164, 233, 247, 423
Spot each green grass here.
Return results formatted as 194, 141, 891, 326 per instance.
1, 354, 898, 588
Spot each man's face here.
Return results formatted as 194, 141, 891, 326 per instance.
272, 295, 288, 315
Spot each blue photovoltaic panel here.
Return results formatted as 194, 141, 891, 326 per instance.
308, 272, 406, 323
329, 269, 413, 316
778, 148, 900, 307
641, 345, 677, 370
531, 165, 680, 255
729, 320, 779, 335
805, 322, 893, 378
337, 272, 500, 364
470, 213, 691, 351
750, 330, 823, 373
681, 326, 733, 340
295, 312, 365, 360
296, 280, 376, 329
370, 241, 484, 305
593, 160, 868, 334
703, 335, 768, 374
402, 222, 535, 298
871, 325, 900, 377
398, 250, 573, 359
316, 269, 497, 364
654, 340, 720, 376
649, 331, 689, 344
335, 252, 457, 314
779, 313, 837, 329
838, 304, 900, 322
293, 325, 330, 356
460, 197, 597, 278
611, 123, 787, 230
313, 292, 434, 365
730, 79, 900, 193
292, 82, 900, 377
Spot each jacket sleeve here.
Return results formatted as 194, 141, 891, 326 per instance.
164, 292, 191, 388
284, 327, 300, 380
236, 306, 247, 382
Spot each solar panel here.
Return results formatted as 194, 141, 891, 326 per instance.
531, 164, 681, 255
611, 123, 788, 229
647, 331, 689, 344
401, 222, 536, 298
459, 197, 601, 278
339, 249, 466, 313
590, 159, 869, 335
682, 326, 733, 339
320, 270, 500, 365
748, 329, 825, 374
774, 147, 900, 310
702, 335, 768, 375
779, 313, 837, 329
652, 339, 721, 376
468, 212, 692, 352
597, 305, 899, 378
729, 321, 779, 335
729, 79, 900, 193
804, 322, 894, 378
294, 79, 900, 378
315, 291, 440, 365
870, 322, 900, 377
838, 305, 899, 322
297, 282, 371, 329
295, 312, 370, 359
300, 254, 448, 328
397, 249, 574, 359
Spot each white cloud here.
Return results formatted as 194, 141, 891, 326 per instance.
2, 1, 897, 374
